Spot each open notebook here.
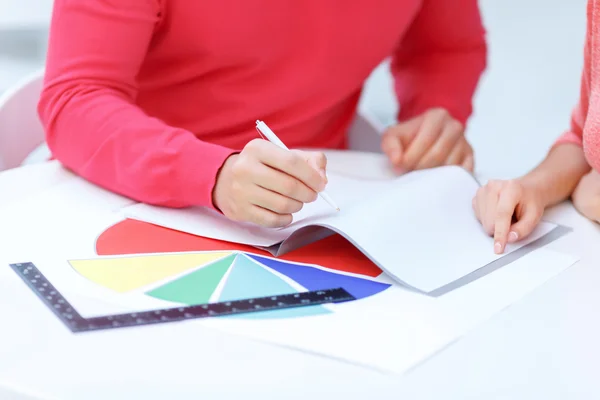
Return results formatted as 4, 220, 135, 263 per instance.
122, 166, 558, 294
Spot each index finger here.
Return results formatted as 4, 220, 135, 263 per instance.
256, 143, 326, 192
493, 185, 520, 254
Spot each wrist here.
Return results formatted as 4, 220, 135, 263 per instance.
212, 153, 239, 212
510, 142, 591, 210
518, 167, 585, 209
517, 174, 552, 208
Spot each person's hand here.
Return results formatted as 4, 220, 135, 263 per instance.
212, 139, 327, 228
472, 179, 547, 254
572, 169, 600, 223
381, 108, 474, 173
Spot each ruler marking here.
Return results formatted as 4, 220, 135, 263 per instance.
9, 262, 355, 333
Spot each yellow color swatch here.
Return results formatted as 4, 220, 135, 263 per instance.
69, 252, 232, 293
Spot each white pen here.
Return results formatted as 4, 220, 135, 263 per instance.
255, 120, 340, 212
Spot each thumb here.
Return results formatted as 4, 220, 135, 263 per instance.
508, 206, 542, 243
305, 151, 328, 181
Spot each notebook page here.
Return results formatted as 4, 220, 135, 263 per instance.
122, 166, 558, 292
121, 171, 390, 247
311, 166, 557, 292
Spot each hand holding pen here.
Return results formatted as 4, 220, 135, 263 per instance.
255, 120, 340, 211
212, 120, 339, 228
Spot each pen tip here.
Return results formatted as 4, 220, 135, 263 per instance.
336, 208, 340, 212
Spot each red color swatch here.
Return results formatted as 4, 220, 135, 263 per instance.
96, 219, 382, 278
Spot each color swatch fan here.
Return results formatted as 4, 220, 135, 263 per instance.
69, 250, 391, 319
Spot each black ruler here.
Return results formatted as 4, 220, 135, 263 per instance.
10, 261, 355, 333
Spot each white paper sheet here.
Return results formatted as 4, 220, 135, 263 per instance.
123, 166, 559, 293
0, 185, 578, 376
314, 167, 558, 292
0, 185, 130, 263
2, 246, 577, 376
195, 247, 577, 375
121, 172, 391, 248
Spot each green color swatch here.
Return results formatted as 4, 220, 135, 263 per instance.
146, 254, 235, 304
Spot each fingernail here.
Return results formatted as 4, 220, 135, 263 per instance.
494, 241, 502, 254
508, 231, 519, 242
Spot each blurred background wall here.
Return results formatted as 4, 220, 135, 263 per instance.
0, 0, 588, 179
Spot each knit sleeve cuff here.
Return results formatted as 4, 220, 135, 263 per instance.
173, 138, 238, 210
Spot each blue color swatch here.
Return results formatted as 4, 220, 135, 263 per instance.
246, 254, 391, 299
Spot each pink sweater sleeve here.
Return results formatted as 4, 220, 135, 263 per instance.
554, 4, 591, 151
390, 0, 487, 125
38, 0, 236, 208
551, 0, 600, 174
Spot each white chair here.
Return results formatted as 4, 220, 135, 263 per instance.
346, 110, 386, 153
0, 68, 49, 171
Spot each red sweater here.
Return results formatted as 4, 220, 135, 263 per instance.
38, 0, 487, 208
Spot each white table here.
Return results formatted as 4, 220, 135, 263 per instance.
1, 154, 599, 399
